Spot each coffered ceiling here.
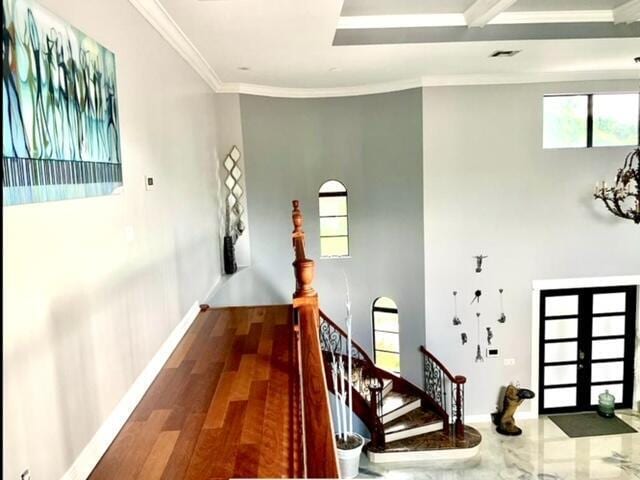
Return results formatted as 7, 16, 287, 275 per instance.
131, 0, 640, 97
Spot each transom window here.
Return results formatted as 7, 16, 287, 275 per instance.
318, 180, 349, 258
543, 93, 640, 149
372, 297, 400, 374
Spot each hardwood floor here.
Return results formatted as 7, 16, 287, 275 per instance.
89, 305, 299, 480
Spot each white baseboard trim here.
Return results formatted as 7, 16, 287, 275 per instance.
203, 276, 222, 305
465, 410, 538, 424
60, 297, 206, 480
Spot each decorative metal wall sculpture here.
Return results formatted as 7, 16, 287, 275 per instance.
3, 0, 122, 205
497, 288, 507, 323
486, 327, 494, 345
452, 291, 461, 325
461, 332, 468, 345
475, 313, 484, 362
593, 147, 639, 224
473, 254, 488, 273
470, 289, 482, 305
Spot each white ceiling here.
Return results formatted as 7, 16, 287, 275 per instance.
145, 0, 640, 97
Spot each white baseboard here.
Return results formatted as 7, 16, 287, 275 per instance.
465, 410, 538, 424
60, 298, 205, 480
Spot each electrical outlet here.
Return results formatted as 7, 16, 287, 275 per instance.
145, 176, 155, 191
504, 358, 516, 366
21, 469, 31, 480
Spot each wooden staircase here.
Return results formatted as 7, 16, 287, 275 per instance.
319, 311, 481, 463
289, 200, 480, 469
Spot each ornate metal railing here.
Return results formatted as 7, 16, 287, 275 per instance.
319, 310, 386, 448
420, 346, 466, 437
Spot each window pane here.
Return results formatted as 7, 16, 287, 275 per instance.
375, 332, 399, 352
543, 95, 588, 149
319, 196, 347, 216
319, 180, 346, 193
593, 292, 626, 314
376, 351, 400, 373
592, 339, 624, 360
375, 297, 397, 310
591, 361, 624, 383
545, 318, 578, 340
590, 383, 623, 405
545, 341, 577, 363
320, 236, 348, 257
593, 94, 639, 147
592, 315, 625, 337
320, 216, 348, 237
373, 311, 399, 332
544, 365, 577, 386
544, 387, 576, 408
545, 295, 578, 316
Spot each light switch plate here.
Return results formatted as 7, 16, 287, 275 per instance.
504, 358, 516, 366
145, 176, 155, 190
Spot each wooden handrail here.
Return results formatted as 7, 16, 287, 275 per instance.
291, 200, 339, 479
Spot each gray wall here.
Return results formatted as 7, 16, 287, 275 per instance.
3, 0, 222, 477
239, 89, 425, 385
422, 80, 640, 416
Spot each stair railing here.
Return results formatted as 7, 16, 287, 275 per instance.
291, 200, 339, 478
419, 346, 467, 437
318, 310, 386, 449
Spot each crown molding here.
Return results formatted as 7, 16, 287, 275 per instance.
129, 0, 637, 99
613, 0, 640, 24
128, 0, 222, 90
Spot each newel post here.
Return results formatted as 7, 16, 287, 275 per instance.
292, 200, 317, 300
454, 375, 466, 438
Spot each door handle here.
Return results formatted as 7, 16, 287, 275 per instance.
579, 350, 585, 360
578, 364, 584, 370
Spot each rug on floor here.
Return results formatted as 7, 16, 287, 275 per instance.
549, 412, 636, 438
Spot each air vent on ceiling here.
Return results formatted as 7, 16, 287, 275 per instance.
490, 50, 521, 58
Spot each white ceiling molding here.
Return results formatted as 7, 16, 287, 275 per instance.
130, 0, 637, 98
464, 0, 518, 28
128, 0, 222, 90
491, 10, 614, 25
337, 10, 615, 30
613, 0, 640, 23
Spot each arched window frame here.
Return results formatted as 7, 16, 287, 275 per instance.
318, 179, 349, 258
372, 297, 400, 374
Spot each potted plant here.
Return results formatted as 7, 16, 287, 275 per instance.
331, 276, 364, 479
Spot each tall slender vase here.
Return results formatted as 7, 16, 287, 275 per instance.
223, 235, 237, 274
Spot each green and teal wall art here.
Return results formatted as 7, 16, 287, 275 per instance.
2, 0, 122, 205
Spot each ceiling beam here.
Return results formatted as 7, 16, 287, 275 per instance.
613, 0, 640, 23
464, 0, 519, 27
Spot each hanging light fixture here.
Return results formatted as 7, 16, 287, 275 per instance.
593, 147, 640, 224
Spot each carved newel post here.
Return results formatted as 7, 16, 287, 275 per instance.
292, 200, 316, 298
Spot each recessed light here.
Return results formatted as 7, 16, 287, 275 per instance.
238, 66, 250, 71
329, 67, 340, 72
490, 50, 521, 58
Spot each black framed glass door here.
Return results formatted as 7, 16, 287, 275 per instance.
539, 285, 637, 414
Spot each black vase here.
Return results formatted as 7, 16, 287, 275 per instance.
223, 235, 237, 274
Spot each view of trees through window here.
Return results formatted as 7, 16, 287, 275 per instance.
372, 297, 400, 374
543, 93, 639, 149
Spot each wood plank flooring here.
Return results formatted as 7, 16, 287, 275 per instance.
89, 305, 299, 480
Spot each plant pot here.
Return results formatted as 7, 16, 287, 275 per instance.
336, 433, 364, 479
223, 235, 237, 274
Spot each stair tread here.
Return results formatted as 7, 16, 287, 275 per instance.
368, 425, 482, 453
384, 408, 441, 435
381, 392, 420, 416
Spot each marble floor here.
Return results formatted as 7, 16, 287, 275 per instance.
359, 411, 640, 480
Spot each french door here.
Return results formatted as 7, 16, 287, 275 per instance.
539, 286, 637, 414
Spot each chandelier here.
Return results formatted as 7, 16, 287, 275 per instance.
593, 147, 640, 224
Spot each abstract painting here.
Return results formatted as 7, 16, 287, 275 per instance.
2, 0, 122, 205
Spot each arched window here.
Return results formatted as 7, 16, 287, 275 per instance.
318, 180, 349, 258
372, 297, 400, 373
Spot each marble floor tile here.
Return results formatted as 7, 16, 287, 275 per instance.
359, 410, 640, 480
